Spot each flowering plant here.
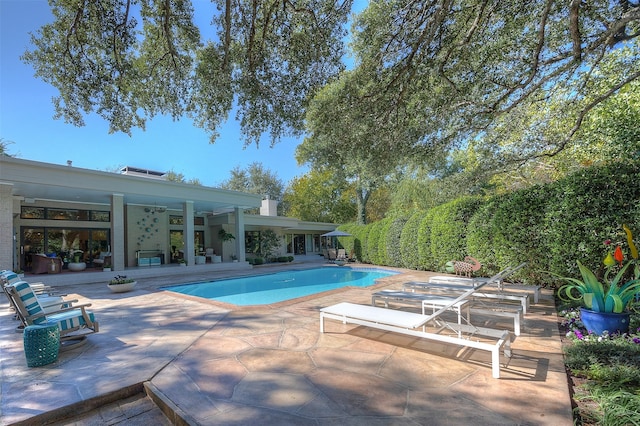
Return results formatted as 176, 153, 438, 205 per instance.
109, 275, 135, 285
560, 308, 640, 344
555, 225, 640, 313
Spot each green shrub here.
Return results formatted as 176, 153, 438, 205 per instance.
429, 197, 483, 272
377, 217, 393, 266
400, 211, 424, 269
366, 220, 386, 265
253, 257, 264, 265
287, 256, 294, 262
417, 210, 436, 270
487, 188, 549, 283
466, 200, 499, 273
385, 215, 408, 267
544, 161, 640, 279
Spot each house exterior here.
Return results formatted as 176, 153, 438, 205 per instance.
0, 156, 336, 273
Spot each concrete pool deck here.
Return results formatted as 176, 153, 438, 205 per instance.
1, 259, 573, 425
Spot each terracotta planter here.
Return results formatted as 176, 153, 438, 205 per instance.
107, 281, 137, 293
580, 307, 630, 335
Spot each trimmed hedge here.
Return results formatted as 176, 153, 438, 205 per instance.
400, 211, 425, 269
345, 160, 640, 285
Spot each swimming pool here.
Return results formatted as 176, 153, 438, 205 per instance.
163, 267, 398, 305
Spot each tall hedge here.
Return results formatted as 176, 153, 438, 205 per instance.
343, 160, 640, 285
543, 161, 640, 279
385, 215, 408, 267
485, 187, 548, 283
428, 197, 484, 272
417, 210, 436, 270
400, 211, 425, 269
466, 200, 500, 272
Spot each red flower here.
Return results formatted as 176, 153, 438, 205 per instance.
614, 246, 624, 265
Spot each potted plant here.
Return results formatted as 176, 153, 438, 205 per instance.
107, 275, 137, 293
554, 225, 640, 335
178, 259, 187, 266
102, 263, 112, 272
230, 254, 238, 262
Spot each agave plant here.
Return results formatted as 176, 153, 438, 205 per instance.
557, 260, 640, 313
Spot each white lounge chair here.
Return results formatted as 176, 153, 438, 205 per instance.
321, 268, 516, 378
320, 302, 511, 378
405, 263, 531, 314
371, 289, 522, 336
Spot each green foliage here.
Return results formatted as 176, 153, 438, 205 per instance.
220, 162, 284, 205
0, 138, 14, 157
428, 197, 483, 272
416, 211, 436, 271
565, 341, 640, 386
466, 201, 499, 272
555, 261, 640, 313
350, 1, 640, 173
385, 216, 408, 267
365, 220, 386, 265
466, 188, 549, 281
282, 170, 356, 223
564, 326, 640, 426
544, 161, 640, 279
256, 229, 280, 260
399, 211, 424, 270
24, 0, 351, 145
218, 229, 235, 242
339, 223, 365, 262
341, 160, 640, 289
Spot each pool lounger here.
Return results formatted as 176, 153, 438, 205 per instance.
320, 302, 512, 379
428, 275, 541, 304
372, 289, 522, 336
403, 280, 530, 315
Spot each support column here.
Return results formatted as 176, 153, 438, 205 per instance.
0, 183, 14, 271
183, 201, 195, 266
111, 194, 125, 271
234, 207, 246, 262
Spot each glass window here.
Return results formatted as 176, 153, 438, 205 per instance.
20, 227, 110, 270
169, 215, 183, 225
47, 208, 90, 221
194, 231, 204, 253
91, 211, 110, 222
245, 231, 260, 254
21, 207, 45, 219
194, 217, 205, 226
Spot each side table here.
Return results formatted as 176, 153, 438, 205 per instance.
23, 324, 60, 367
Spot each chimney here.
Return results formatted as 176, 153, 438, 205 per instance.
260, 199, 278, 216
67, 160, 72, 166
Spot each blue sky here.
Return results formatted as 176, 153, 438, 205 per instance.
0, 0, 359, 187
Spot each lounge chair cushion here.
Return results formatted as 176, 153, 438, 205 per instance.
11, 281, 47, 324
47, 311, 96, 331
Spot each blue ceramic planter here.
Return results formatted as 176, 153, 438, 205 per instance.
580, 307, 630, 335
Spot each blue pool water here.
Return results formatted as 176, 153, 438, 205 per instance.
163, 267, 398, 306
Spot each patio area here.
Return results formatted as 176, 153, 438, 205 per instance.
1, 258, 573, 425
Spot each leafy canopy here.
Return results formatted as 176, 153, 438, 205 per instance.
22, 0, 351, 145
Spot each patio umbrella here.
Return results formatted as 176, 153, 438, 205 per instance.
321, 230, 352, 252
321, 230, 352, 237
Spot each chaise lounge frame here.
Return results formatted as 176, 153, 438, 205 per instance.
5, 281, 98, 348
320, 302, 511, 378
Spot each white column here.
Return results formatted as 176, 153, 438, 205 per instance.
111, 194, 125, 271
0, 183, 14, 271
234, 207, 246, 262
183, 201, 195, 266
